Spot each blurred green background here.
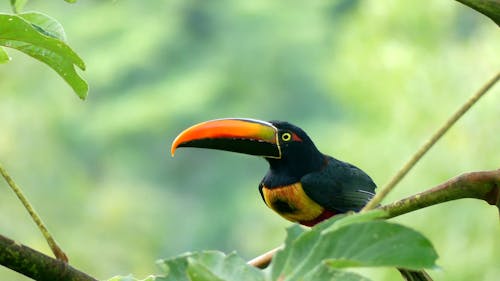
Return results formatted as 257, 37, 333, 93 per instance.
0, 1, 499, 280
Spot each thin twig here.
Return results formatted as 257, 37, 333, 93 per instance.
362, 72, 500, 211
0, 163, 68, 262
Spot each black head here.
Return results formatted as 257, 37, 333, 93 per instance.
264, 121, 324, 181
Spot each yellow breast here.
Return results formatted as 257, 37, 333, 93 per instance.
261, 182, 325, 223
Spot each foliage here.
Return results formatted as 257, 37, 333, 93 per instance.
0, 2, 87, 98
0, 0, 499, 281
159, 251, 264, 281
108, 211, 438, 281
270, 213, 437, 276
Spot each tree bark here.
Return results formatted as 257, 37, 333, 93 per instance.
0, 234, 97, 281
382, 169, 500, 218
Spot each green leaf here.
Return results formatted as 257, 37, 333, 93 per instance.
186, 258, 225, 281
0, 13, 88, 99
320, 209, 388, 233
159, 253, 190, 281
19, 12, 67, 41
269, 224, 306, 279
0, 47, 10, 63
158, 251, 265, 281
302, 265, 372, 281
455, 0, 500, 25
10, 0, 28, 14
270, 214, 438, 281
270, 210, 388, 281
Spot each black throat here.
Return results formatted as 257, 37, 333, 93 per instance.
262, 145, 324, 188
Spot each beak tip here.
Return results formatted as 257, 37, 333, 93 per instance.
171, 135, 183, 157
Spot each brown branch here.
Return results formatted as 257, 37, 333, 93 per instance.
382, 169, 500, 218
0, 234, 97, 281
247, 246, 281, 269
248, 169, 500, 269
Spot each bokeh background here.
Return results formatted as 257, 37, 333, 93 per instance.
0, 1, 499, 280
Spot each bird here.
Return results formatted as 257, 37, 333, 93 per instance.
170, 117, 432, 281
170, 118, 376, 226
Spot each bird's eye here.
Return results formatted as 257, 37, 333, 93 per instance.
281, 132, 292, 142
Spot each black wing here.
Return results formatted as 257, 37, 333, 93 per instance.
301, 156, 376, 213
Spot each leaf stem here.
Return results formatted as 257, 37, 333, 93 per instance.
362, 72, 500, 211
0, 163, 68, 262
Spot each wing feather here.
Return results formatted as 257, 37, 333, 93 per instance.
301, 156, 376, 213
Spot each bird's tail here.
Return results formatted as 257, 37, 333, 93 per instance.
398, 269, 433, 281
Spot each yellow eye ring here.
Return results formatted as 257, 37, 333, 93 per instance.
281, 132, 292, 141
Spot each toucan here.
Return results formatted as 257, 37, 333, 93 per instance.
171, 118, 432, 281
170, 118, 376, 226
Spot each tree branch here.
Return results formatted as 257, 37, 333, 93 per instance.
0, 234, 97, 281
247, 246, 281, 269
382, 169, 500, 219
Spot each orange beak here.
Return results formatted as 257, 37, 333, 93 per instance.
171, 118, 281, 158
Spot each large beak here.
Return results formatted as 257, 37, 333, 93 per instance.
171, 118, 281, 158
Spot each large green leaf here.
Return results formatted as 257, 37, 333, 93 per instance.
0, 13, 88, 99
186, 258, 226, 281
157, 251, 265, 281
302, 265, 372, 281
270, 212, 438, 281
270, 210, 388, 281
